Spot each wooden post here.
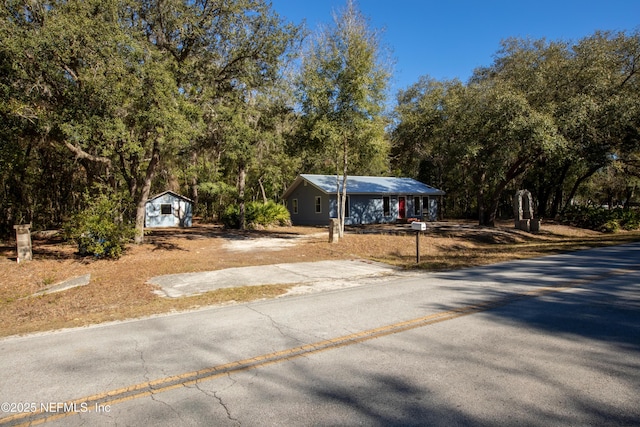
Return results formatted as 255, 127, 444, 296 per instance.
411, 221, 426, 264
329, 218, 340, 243
14, 224, 33, 263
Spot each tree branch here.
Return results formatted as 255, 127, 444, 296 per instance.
63, 141, 112, 166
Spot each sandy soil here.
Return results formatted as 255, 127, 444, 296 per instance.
0, 220, 636, 337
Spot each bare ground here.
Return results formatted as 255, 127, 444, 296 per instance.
1, 220, 638, 338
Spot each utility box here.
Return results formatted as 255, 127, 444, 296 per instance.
411, 221, 427, 231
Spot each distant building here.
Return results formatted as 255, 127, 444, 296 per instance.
282, 174, 445, 226
145, 191, 193, 228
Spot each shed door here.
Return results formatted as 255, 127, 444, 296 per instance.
398, 196, 406, 219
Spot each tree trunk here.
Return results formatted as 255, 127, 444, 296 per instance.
536, 187, 549, 218
238, 163, 246, 230
133, 140, 160, 244
339, 138, 348, 238
190, 150, 199, 211
120, 151, 138, 200
485, 180, 510, 227
335, 174, 341, 238
479, 155, 531, 226
258, 177, 268, 204
550, 162, 571, 218
624, 185, 636, 210
477, 171, 486, 226
561, 165, 602, 215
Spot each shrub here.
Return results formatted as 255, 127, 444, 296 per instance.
619, 210, 640, 231
249, 201, 291, 228
560, 206, 640, 233
221, 204, 241, 228
221, 201, 291, 229
602, 220, 620, 233
65, 192, 134, 259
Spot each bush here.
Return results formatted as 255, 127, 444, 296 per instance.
560, 206, 640, 233
65, 192, 134, 258
619, 210, 640, 231
602, 219, 621, 233
221, 201, 291, 229
221, 205, 241, 228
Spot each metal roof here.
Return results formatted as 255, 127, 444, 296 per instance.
284, 174, 445, 198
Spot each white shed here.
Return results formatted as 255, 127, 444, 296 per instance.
145, 191, 193, 228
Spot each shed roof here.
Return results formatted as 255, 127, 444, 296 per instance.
283, 174, 445, 199
146, 190, 193, 204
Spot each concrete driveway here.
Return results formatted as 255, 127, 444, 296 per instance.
149, 260, 401, 298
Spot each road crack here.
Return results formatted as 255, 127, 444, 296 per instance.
135, 340, 185, 422
246, 306, 298, 341
193, 376, 240, 425
134, 340, 150, 382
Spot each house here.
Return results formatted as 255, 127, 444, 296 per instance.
282, 174, 445, 226
145, 191, 193, 228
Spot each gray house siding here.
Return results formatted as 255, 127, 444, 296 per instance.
329, 195, 389, 225
286, 183, 331, 226
328, 194, 438, 225
145, 191, 193, 228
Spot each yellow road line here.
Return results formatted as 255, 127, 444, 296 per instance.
1, 268, 635, 426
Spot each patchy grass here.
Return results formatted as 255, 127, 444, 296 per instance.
1, 221, 638, 338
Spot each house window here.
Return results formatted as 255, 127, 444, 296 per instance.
315, 196, 322, 213
160, 204, 172, 215
383, 196, 390, 216
344, 196, 350, 218
292, 199, 299, 214
422, 197, 429, 212
414, 197, 421, 216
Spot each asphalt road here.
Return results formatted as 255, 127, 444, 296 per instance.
1, 243, 639, 426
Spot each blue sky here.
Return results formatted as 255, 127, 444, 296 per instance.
269, 0, 640, 99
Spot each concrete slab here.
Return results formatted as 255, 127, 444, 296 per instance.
32, 274, 91, 297
149, 260, 399, 298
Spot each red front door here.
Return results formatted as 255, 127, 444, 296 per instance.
398, 196, 406, 219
